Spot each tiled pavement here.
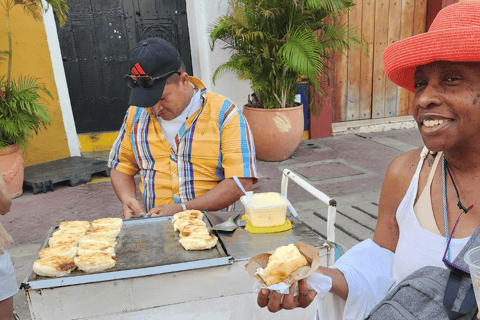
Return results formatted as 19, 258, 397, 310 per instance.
2, 127, 424, 319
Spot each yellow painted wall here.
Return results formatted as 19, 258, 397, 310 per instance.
78, 132, 118, 153
0, 4, 70, 166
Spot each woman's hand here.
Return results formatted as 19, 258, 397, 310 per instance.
257, 278, 317, 313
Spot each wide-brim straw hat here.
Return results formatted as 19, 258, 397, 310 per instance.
383, 1, 480, 93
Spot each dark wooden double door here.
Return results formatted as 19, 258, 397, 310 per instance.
57, 0, 192, 134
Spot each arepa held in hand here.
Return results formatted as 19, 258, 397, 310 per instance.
245, 242, 321, 288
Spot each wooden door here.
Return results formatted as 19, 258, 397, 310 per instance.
331, 0, 428, 122
56, 0, 192, 134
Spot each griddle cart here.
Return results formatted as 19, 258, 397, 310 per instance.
21, 168, 340, 319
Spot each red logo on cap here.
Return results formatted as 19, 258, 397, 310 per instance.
131, 63, 147, 81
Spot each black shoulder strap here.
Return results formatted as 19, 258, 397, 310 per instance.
444, 272, 476, 319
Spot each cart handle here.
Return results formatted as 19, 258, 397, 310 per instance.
281, 168, 337, 265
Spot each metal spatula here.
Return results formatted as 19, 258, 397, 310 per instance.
209, 212, 240, 232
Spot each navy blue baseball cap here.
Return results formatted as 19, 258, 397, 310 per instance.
126, 38, 182, 108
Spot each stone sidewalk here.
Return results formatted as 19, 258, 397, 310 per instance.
1, 127, 424, 319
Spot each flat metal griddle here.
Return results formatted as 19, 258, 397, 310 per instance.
22, 215, 231, 290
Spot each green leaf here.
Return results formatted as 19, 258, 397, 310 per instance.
279, 27, 324, 80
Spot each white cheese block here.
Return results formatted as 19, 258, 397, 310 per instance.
242, 192, 287, 227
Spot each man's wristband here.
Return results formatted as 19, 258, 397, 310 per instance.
180, 202, 187, 211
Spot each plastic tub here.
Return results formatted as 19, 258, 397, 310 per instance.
240, 192, 288, 227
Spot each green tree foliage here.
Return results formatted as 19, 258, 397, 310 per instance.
0, 0, 68, 149
210, 0, 367, 109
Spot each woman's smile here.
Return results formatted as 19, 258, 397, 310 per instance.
418, 118, 452, 136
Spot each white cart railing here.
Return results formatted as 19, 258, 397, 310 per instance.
281, 168, 338, 266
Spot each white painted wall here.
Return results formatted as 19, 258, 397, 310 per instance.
42, 1, 81, 156
186, 0, 252, 110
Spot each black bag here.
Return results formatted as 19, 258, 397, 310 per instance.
365, 227, 480, 320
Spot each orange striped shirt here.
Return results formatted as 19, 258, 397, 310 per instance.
108, 77, 257, 211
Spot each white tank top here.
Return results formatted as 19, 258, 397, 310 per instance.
392, 147, 470, 284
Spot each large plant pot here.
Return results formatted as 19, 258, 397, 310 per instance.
0, 145, 25, 198
243, 105, 304, 161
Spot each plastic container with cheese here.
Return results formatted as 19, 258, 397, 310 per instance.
240, 192, 288, 227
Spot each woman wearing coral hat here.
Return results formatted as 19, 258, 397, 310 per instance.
257, 1, 480, 319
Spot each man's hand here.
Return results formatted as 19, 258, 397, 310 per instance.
148, 203, 183, 216
111, 169, 145, 219
122, 197, 145, 219
257, 278, 317, 313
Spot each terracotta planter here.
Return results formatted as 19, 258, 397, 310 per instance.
243, 105, 304, 161
0, 145, 25, 198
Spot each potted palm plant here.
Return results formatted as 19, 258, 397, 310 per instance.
210, 0, 366, 161
0, 0, 67, 197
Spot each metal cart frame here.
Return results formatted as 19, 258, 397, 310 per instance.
281, 168, 339, 266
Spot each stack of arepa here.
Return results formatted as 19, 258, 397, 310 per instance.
33, 218, 123, 277
172, 210, 218, 250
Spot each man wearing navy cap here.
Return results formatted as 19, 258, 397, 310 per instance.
108, 38, 258, 218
